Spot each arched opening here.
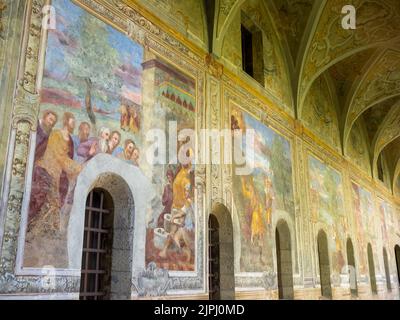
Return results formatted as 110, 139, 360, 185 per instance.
208, 203, 235, 300
367, 243, 377, 295
317, 230, 332, 299
346, 238, 358, 297
383, 248, 392, 292
394, 245, 400, 292
208, 214, 220, 300
80, 189, 114, 300
275, 220, 294, 299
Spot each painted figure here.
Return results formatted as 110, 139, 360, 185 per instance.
28, 112, 82, 234
108, 130, 121, 155
264, 175, 275, 227
130, 145, 140, 167
118, 139, 136, 163
128, 106, 140, 134
120, 104, 129, 131
35, 110, 58, 161
157, 169, 174, 227
28, 112, 79, 222
159, 162, 193, 259
72, 121, 91, 163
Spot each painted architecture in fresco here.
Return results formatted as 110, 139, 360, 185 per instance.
231, 106, 296, 273
1, 0, 400, 301
23, 0, 196, 272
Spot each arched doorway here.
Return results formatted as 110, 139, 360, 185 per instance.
367, 243, 377, 295
208, 203, 235, 300
317, 230, 332, 299
209, 214, 220, 300
80, 188, 114, 300
275, 220, 294, 299
346, 238, 358, 297
383, 248, 392, 292
395, 245, 400, 292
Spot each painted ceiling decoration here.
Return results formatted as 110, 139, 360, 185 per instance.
124, 0, 400, 189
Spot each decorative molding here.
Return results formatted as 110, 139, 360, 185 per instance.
344, 50, 400, 149
12, 84, 40, 130
299, 0, 400, 113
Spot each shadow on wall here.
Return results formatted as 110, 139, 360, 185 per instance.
209, 202, 235, 300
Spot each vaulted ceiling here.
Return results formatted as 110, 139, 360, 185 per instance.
124, 0, 400, 192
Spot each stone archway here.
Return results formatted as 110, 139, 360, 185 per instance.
317, 229, 332, 299
383, 247, 392, 292
67, 154, 154, 299
367, 243, 377, 295
275, 219, 294, 300
346, 238, 358, 297
394, 245, 400, 293
208, 202, 235, 300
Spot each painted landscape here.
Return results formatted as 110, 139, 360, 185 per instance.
231, 106, 296, 273
24, 0, 197, 272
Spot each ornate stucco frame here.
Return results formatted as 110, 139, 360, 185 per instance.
0, 0, 209, 297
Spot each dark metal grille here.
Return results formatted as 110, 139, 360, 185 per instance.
79, 189, 112, 300
208, 215, 220, 300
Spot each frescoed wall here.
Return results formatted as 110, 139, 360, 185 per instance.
379, 201, 393, 245
0, 0, 400, 301
308, 156, 346, 274
351, 183, 379, 275
231, 106, 296, 273
23, 0, 197, 272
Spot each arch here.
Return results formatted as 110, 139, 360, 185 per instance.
208, 214, 220, 300
275, 220, 294, 300
80, 188, 115, 300
383, 247, 392, 292
67, 154, 154, 298
208, 202, 235, 300
317, 230, 332, 299
367, 243, 378, 295
395, 245, 400, 292
346, 238, 358, 297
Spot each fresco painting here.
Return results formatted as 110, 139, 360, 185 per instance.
231, 107, 296, 273
351, 183, 377, 275
23, 0, 196, 271
308, 156, 346, 274
379, 201, 392, 245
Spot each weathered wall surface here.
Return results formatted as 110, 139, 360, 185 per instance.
0, 0, 399, 300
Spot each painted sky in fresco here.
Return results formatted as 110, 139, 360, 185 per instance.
42, 0, 143, 119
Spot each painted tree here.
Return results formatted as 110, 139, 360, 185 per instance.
270, 136, 292, 212
65, 12, 123, 125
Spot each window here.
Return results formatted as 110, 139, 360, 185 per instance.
241, 13, 264, 85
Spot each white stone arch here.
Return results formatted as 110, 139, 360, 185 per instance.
67, 154, 155, 296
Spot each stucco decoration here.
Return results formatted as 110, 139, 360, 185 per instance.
124, 0, 207, 50
363, 97, 399, 142
269, 0, 313, 65
344, 50, 400, 150
395, 176, 400, 196
301, 75, 341, 152
371, 101, 400, 177
298, 0, 400, 115
346, 119, 371, 174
